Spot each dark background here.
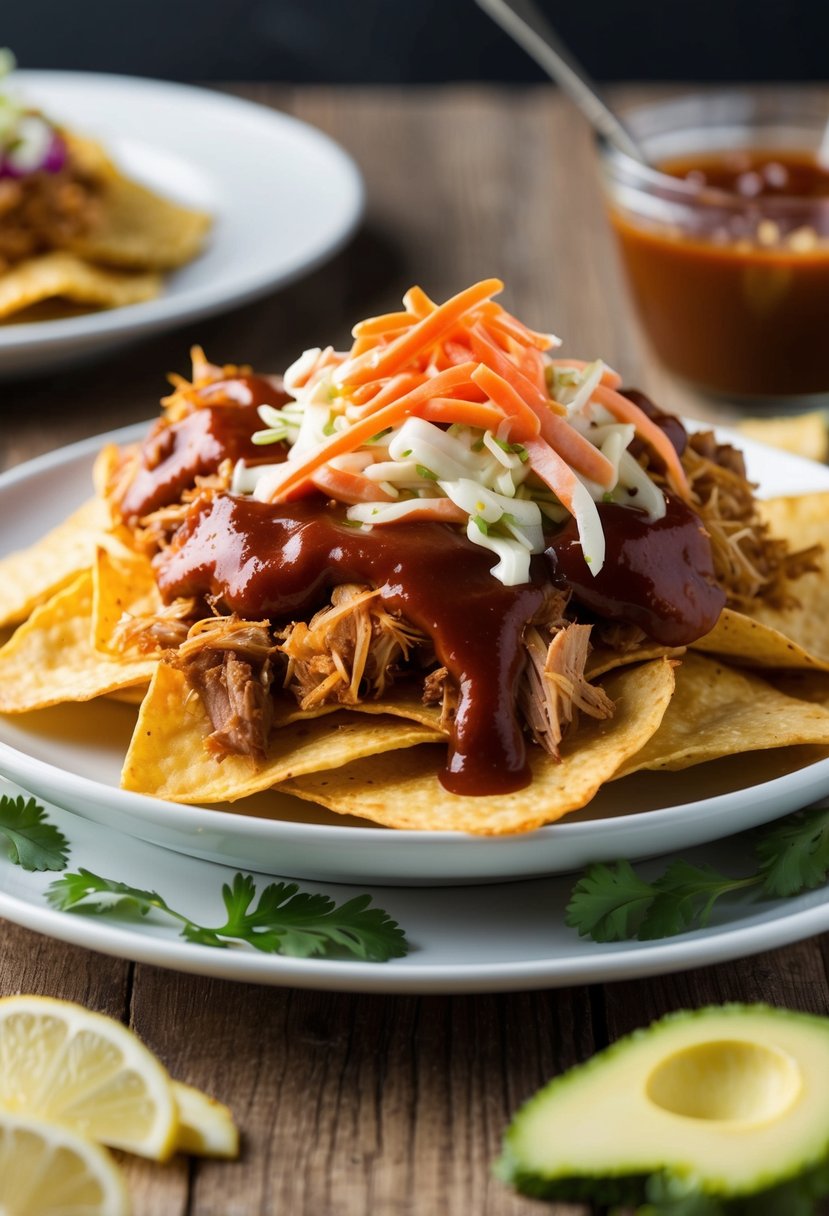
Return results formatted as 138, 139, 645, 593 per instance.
5, 0, 829, 83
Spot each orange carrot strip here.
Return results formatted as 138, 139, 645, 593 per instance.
466, 322, 551, 410
420, 397, 507, 432
468, 324, 615, 486
592, 383, 690, 497
522, 437, 580, 515
550, 358, 622, 389
352, 311, 413, 338
480, 302, 559, 350
310, 465, 396, 505
267, 363, 480, 502
402, 286, 436, 318
469, 365, 541, 441
336, 279, 503, 386
349, 372, 427, 411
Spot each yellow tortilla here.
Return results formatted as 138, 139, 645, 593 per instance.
0, 496, 110, 628
281, 660, 677, 835
0, 252, 161, 320
614, 653, 829, 778
0, 572, 156, 713
121, 662, 445, 804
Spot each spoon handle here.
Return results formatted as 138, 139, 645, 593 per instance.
475, 0, 646, 163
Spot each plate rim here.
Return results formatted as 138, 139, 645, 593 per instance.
0, 70, 365, 351
2, 782, 829, 993
3, 420, 829, 873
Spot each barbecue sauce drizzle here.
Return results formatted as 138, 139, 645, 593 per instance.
133, 379, 725, 797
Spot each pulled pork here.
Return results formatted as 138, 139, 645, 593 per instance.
518, 592, 614, 759
169, 618, 277, 761
0, 162, 102, 272
684, 432, 822, 610
278, 584, 427, 710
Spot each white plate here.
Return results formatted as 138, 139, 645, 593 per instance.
2, 425, 829, 886
1, 776, 828, 993
0, 72, 363, 376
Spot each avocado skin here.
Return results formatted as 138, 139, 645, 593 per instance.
496, 1004, 829, 1214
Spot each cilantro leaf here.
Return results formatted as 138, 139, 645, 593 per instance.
755, 807, 829, 897
0, 795, 69, 872
565, 860, 657, 942
47, 868, 408, 962
639, 862, 758, 941
566, 804, 829, 946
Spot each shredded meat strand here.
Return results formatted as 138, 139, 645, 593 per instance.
422, 666, 458, 732
170, 616, 278, 761
683, 433, 823, 610
278, 584, 426, 710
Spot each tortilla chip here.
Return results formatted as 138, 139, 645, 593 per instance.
587, 643, 685, 679
614, 653, 829, 778
0, 496, 110, 628
107, 685, 149, 705
281, 660, 677, 835
92, 542, 163, 654
735, 413, 829, 464
121, 662, 445, 803
67, 172, 210, 272
692, 607, 829, 672
0, 252, 161, 320
0, 572, 157, 713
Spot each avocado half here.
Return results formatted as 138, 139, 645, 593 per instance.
497, 1005, 829, 1212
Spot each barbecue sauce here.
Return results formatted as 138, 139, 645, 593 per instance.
156, 489, 723, 796
119, 375, 289, 522
609, 150, 829, 396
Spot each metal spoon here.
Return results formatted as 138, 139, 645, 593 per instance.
475, 0, 647, 163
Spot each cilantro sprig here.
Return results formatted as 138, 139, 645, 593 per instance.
46, 869, 408, 962
0, 795, 69, 872
566, 805, 829, 943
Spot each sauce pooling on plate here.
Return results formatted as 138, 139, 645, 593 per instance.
609, 149, 829, 397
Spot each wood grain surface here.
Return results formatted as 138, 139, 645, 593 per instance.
1, 84, 828, 1216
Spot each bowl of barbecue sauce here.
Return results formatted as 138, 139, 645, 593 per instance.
598, 92, 829, 402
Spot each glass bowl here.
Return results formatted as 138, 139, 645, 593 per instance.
597, 91, 829, 402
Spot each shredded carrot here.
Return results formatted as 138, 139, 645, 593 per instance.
267, 363, 482, 502
522, 437, 580, 515
347, 372, 428, 417
352, 311, 413, 339
310, 465, 396, 505
592, 383, 690, 497
420, 396, 507, 433
335, 279, 504, 387
469, 365, 541, 441
465, 322, 553, 412
550, 358, 622, 390
402, 286, 436, 318
466, 323, 614, 486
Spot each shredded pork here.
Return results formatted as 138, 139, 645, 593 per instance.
278, 584, 427, 710
518, 593, 614, 759
683, 433, 823, 610
169, 617, 278, 761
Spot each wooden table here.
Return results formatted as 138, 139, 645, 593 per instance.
2, 84, 829, 1216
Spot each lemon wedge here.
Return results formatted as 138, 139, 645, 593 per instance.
173, 1081, 240, 1158
0, 1110, 130, 1215
0, 995, 177, 1161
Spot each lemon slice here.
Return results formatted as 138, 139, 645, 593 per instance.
0, 995, 177, 1161
0, 1110, 130, 1216
173, 1081, 240, 1158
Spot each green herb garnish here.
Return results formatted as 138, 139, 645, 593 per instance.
47, 869, 408, 961
566, 806, 829, 943
415, 464, 439, 482
0, 795, 69, 872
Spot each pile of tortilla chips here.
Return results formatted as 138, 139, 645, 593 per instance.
1, 421, 829, 836
0, 132, 209, 322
